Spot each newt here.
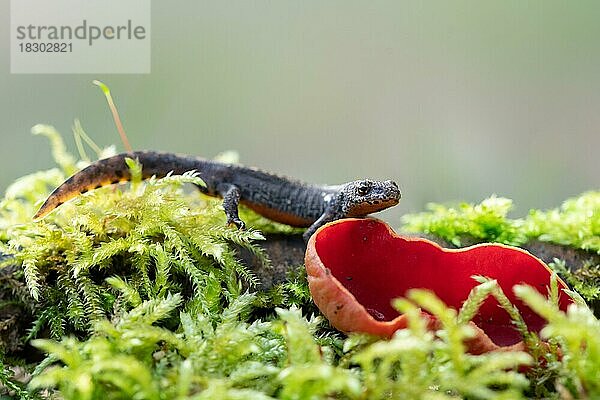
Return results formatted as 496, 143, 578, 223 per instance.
34, 151, 401, 241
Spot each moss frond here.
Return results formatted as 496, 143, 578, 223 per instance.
402, 192, 600, 254
402, 196, 527, 246
0, 357, 35, 400
525, 191, 600, 254
516, 285, 600, 397
3, 132, 267, 340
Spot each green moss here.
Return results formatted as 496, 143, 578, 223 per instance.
29, 277, 600, 399
524, 191, 600, 254
0, 358, 34, 400
1, 128, 267, 343
402, 196, 527, 247
28, 283, 547, 400
401, 192, 600, 253
549, 259, 600, 302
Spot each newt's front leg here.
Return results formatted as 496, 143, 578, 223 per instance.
302, 206, 342, 242
217, 183, 245, 229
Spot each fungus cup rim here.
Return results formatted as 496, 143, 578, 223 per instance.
304, 218, 571, 353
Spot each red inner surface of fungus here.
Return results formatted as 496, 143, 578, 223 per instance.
314, 219, 571, 346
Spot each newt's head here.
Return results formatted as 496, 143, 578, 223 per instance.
339, 179, 401, 217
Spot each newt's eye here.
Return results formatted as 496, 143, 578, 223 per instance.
357, 185, 370, 196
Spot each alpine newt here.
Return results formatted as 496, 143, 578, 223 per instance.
34, 151, 401, 241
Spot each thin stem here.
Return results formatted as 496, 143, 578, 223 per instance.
93, 80, 132, 152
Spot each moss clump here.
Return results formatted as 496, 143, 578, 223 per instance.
402, 192, 600, 253
550, 259, 600, 303
29, 284, 545, 400
401, 196, 527, 247
524, 191, 600, 254
2, 142, 265, 341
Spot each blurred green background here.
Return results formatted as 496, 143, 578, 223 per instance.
1, 1, 598, 225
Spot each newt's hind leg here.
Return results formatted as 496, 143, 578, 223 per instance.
217, 183, 245, 229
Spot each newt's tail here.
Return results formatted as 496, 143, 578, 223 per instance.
33, 151, 202, 220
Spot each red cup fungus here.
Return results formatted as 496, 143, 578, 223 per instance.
305, 218, 573, 354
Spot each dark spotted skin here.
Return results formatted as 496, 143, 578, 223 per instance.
34, 151, 401, 241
